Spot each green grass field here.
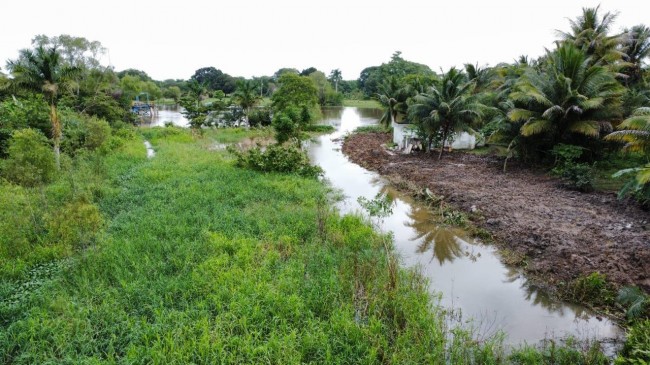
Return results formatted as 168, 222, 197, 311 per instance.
0, 127, 611, 363
342, 99, 382, 109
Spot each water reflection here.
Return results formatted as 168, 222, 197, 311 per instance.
405, 204, 467, 264
308, 106, 620, 346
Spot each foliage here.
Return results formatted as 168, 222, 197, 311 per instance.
61, 114, 112, 154
508, 42, 623, 160
510, 337, 608, 365
550, 144, 594, 191
0, 95, 51, 156
358, 51, 435, 97
615, 320, 650, 364
375, 76, 410, 127
353, 125, 391, 134
271, 73, 319, 113
247, 107, 272, 127
232, 79, 261, 124
302, 124, 335, 133
45, 198, 103, 250
6, 45, 81, 166
271, 107, 312, 144
178, 81, 227, 129
190, 66, 236, 93
1, 129, 56, 187
231, 144, 323, 178
408, 67, 484, 158
567, 272, 615, 307
618, 286, 650, 320
556, 5, 626, 67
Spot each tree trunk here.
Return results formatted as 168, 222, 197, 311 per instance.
50, 103, 61, 169
335, 80, 338, 93
438, 128, 447, 160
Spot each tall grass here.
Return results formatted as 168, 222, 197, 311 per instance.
0, 128, 607, 363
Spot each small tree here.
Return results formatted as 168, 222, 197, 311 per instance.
7, 46, 80, 167
2, 128, 56, 186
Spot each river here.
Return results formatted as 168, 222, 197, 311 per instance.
149, 105, 620, 347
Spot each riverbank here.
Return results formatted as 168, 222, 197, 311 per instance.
342, 132, 650, 301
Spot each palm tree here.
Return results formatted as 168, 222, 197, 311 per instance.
605, 107, 650, 155
233, 79, 261, 123
408, 68, 483, 159
621, 25, 650, 85
508, 43, 623, 151
556, 5, 626, 67
375, 76, 408, 127
7, 46, 79, 167
328, 69, 342, 93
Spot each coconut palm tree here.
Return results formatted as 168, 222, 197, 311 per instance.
408, 68, 483, 159
233, 79, 261, 123
328, 69, 342, 93
508, 43, 623, 152
375, 76, 408, 127
621, 25, 650, 85
605, 107, 650, 155
6, 46, 79, 167
556, 5, 626, 67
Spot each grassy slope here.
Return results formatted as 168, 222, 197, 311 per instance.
1, 128, 512, 364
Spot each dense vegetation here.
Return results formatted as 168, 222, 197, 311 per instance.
1, 5, 649, 363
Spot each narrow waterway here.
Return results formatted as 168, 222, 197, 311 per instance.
308, 107, 620, 347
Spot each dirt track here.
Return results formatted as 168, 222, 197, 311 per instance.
343, 132, 650, 293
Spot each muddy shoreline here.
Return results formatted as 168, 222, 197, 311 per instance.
342, 132, 650, 297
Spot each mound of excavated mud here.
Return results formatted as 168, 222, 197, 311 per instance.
343, 132, 650, 293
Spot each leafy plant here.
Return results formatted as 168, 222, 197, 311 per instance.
615, 320, 650, 364
551, 144, 594, 191
618, 286, 650, 320
568, 272, 615, 306
1, 128, 56, 187
231, 144, 323, 178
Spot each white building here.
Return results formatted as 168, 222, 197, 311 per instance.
392, 121, 477, 150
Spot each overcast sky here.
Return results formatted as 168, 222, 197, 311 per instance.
1, 0, 648, 81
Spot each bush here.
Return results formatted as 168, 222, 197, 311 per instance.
85, 117, 111, 150
1, 129, 56, 187
231, 144, 323, 178
45, 199, 104, 250
551, 144, 594, 192
248, 108, 272, 127
615, 320, 650, 364
568, 272, 615, 307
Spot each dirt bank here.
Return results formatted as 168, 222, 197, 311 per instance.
342, 132, 650, 294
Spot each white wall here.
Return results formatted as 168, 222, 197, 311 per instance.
392, 123, 476, 150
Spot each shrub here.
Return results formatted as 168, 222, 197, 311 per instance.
568, 272, 615, 307
248, 108, 272, 127
84, 117, 111, 150
231, 144, 323, 178
1, 129, 56, 187
45, 199, 104, 250
615, 320, 650, 364
551, 144, 594, 192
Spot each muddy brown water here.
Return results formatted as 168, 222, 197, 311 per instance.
310, 107, 621, 347
147, 106, 621, 347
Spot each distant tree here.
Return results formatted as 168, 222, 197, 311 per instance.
232, 79, 261, 123
190, 67, 236, 93
31, 34, 105, 69
408, 68, 483, 159
271, 73, 318, 113
163, 86, 182, 103
556, 6, 625, 67
116, 68, 152, 81
273, 68, 299, 81
329, 69, 342, 93
621, 25, 650, 86
300, 67, 318, 76
357, 52, 435, 97
6, 46, 80, 167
